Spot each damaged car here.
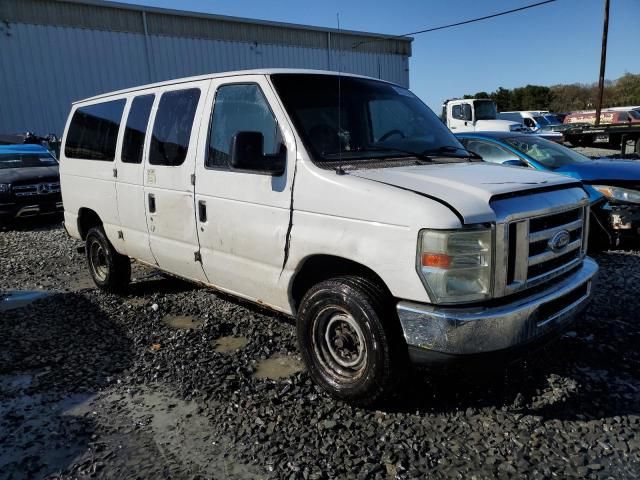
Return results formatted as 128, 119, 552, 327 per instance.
0, 144, 62, 224
457, 131, 640, 247
60, 70, 598, 405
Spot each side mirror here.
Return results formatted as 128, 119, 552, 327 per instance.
229, 131, 286, 175
503, 159, 528, 168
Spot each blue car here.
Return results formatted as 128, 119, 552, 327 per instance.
456, 131, 640, 247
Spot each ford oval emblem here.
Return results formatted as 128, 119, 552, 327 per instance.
548, 230, 571, 252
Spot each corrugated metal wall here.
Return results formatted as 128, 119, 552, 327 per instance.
0, 0, 411, 136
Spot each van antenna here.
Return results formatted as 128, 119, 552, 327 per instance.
336, 12, 345, 175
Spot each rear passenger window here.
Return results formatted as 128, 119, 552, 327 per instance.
149, 88, 200, 166
122, 94, 154, 164
65, 99, 126, 161
206, 84, 279, 169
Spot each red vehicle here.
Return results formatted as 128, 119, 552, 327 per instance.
564, 109, 640, 126
563, 109, 640, 153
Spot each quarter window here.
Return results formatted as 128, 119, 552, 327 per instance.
206, 84, 279, 169
149, 88, 200, 166
65, 99, 126, 161
122, 94, 155, 164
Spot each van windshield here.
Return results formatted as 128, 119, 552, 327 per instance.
270, 74, 468, 165
0, 152, 58, 169
474, 100, 498, 120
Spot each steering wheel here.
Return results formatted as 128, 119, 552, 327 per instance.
378, 129, 406, 142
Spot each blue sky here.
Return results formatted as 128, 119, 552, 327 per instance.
120, 0, 638, 111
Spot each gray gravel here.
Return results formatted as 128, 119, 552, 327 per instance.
1, 219, 640, 479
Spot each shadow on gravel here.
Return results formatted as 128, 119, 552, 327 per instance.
0, 215, 63, 232
0, 292, 134, 480
387, 251, 640, 421
126, 274, 199, 297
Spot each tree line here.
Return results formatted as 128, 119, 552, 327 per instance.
462, 72, 640, 113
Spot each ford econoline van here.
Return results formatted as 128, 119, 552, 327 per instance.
60, 69, 598, 404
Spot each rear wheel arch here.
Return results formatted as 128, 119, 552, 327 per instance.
77, 208, 102, 240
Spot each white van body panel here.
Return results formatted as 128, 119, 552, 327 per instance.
60, 69, 589, 318
60, 98, 124, 245
113, 95, 156, 265
193, 75, 296, 309
142, 79, 211, 283
349, 162, 577, 224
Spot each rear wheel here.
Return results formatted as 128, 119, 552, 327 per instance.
297, 276, 407, 405
85, 226, 130, 293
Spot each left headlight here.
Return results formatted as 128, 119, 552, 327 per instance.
592, 185, 640, 204
0, 183, 11, 194
417, 227, 493, 304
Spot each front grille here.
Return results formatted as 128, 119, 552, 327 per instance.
504, 206, 586, 293
536, 282, 589, 326
12, 182, 60, 197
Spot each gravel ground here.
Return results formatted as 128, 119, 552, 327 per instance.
1, 219, 640, 479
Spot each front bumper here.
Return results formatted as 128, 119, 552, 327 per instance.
397, 257, 598, 363
0, 199, 63, 219
609, 204, 640, 239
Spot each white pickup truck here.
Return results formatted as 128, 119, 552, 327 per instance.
442, 98, 528, 133
60, 69, 597, 405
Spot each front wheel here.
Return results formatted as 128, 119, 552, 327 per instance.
85, 226, 131, 293
297, 276, 407, 405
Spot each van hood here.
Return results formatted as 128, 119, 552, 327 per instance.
349, 162, 580, 224
475, 119, 527, 132
555, 160, 640, 184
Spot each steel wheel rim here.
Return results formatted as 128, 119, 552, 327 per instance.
312, 306, 367, 380
88, 238, 108, 281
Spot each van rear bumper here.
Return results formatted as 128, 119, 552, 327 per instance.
397, 257, 598, 364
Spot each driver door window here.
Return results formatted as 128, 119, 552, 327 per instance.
206, 84, 279, 170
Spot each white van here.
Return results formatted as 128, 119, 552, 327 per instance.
60, 69, 597, 404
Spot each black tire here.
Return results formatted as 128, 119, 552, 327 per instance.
85, 226, 131, 293
297, 275, 407, 405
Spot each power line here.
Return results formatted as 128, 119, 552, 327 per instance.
352, 0, 559, 49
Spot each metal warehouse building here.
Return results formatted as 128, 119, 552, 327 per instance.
0, 0, 412, 136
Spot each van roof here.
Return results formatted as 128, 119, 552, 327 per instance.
75, 69, 395, 105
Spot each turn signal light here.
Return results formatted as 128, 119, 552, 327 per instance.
421, 253, 451, 268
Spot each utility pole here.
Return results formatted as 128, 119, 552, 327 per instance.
594, 0, 610, 126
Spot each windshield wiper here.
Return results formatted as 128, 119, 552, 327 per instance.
357, 145, 434, 163
421, 145, 483, 160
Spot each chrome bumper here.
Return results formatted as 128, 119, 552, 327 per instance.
397, 257, 598, 361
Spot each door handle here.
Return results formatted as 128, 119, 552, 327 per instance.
198, 200, 207, 223
148, 193, 156, 213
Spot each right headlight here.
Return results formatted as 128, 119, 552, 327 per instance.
0, 183, 11, 195
592, 185, 640, 204
417, 228, 493, 304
